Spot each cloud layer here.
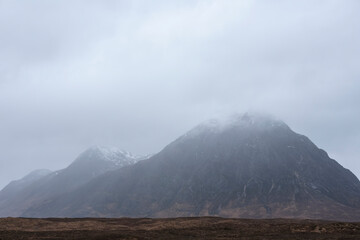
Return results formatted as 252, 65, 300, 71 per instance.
0, 0, 359, 188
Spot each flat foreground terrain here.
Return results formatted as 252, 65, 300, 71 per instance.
0, 217, 359, 239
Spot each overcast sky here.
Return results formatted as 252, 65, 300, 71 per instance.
0, 0, 359, 189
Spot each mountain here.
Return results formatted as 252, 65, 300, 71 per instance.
20, 113, 360, 221
0, 169, 52, 201
0, 146, 146, 217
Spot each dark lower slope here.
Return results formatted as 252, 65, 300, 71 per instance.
23, 114, 360, 221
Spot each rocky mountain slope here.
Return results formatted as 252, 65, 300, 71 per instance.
18, 113, 360, 221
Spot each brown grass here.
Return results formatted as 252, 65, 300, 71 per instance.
0, 217, 359, 239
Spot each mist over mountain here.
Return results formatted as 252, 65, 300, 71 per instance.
0, 169, 52, 200
1, 113, 358, 221
1, 0, 360, 211
0, 146, 146, 217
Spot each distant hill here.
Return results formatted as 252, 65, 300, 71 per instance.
0, 146, 146, 217
0, 169, 52, 199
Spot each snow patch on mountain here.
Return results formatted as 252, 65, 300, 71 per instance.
76, 145, 150, 167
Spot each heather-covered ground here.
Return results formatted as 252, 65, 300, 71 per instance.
0, 217, 359, 239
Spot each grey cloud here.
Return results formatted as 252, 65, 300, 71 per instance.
0, 0, 359, 188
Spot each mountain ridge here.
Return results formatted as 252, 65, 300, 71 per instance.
16, 113, 360, 221
0, 146, 146, 217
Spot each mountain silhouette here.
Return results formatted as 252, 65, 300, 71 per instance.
17, 113, 360, 221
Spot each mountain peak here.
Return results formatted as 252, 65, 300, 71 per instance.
88, 145, 138, 160
224, 112, 287, 129
74, 145, 148, 167
184, 112, 289, 139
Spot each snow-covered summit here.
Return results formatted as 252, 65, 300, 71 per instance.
75, 145, 149, 167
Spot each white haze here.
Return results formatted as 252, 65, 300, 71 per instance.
0, 0, 359, 188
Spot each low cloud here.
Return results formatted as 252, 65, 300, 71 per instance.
0, 0, 359, 187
